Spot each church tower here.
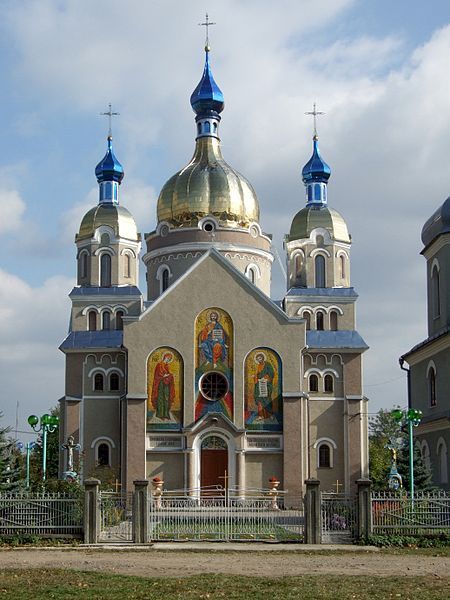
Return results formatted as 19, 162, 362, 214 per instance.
59, 131, 142, 478
283, 117, 369, 491
144, 43, 273, 299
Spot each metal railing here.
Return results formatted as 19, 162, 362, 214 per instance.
148, 488, 304, 542
0, 492, 83, 537
321, 493, 357, 543
99, 491, 133, 542
371, 491, 450, 535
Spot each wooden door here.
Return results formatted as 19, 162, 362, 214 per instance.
201, 449, 228, 494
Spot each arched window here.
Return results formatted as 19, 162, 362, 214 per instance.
124, 253, 131, 278
197, 122, 202, 135
100, 253, 112, 287
102, 311, 110, 330
428, 368, 437, 407
88, 311, 97, 331
213, 122, 217, 133
295, 254, 302, 277
316, 311, 324, 331
80, 252, 88, 278
340, 255, 346, 279
162, 268, 169, 292
318, 443, 331, 468
315, 255, 326, 288
100, 233, 110, 246
314, 183, 321, 201
432, 267, 440, 317
309, 374, 318, 392
303, 312, 311, 330
97, 443, 110, 466
324, 374, 334, 393
246, 267, 257, 284
437, 440, 448, 484
116, 310, 124, 331
110, 372, 120, 391
94, 373, 104, 391
205, 121, 211, 133
330, 311, 338, 331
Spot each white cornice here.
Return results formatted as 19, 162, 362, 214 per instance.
404, 333, 450, 366
142, 242, 274, 264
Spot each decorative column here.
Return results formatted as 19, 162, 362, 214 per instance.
356, 478, 372, 541
84, 478, 100, 544
133, 480, 149, 544
304, 478, 321, 544
236, 449, 246, 495
186, 448, 196, 495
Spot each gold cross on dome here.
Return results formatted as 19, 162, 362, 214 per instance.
305, 102, 325, 139
199, 12, 216, 48
100, 103, 120, 138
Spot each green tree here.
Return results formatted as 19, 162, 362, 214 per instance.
369, 408, 434, 492
0, 414, 23, 491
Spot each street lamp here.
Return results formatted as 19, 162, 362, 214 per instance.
16, 441, 36, 489
28, 414, 59, 482
391, 408, 422, 498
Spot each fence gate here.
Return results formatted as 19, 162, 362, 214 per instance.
149, 491, 304, 542
99, 492, 133, 542
321, 493, 357, 543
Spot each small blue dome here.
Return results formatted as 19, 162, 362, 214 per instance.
190, 49, 224, 117
95, 136, 124, 184
302, 137, 331, 184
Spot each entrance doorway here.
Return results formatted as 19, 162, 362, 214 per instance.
200, 435, 228, 495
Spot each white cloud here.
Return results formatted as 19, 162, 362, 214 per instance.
0, 188, 26, 234
0, 269, 73, 431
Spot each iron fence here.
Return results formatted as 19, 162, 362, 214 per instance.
321, 493, 357, 543
148, 489, 304, 542
99, 491, 133, 542
0, 492, 83, 537
371, 491, 450, 535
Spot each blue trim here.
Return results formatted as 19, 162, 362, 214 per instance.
306, 330, 368, 350
60, 331, 123, 350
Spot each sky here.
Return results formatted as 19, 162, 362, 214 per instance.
0, 0, 449, 438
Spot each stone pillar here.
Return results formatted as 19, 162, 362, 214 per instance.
133, 480, 149, 544
356, 478, 372, 541
186, 448, 195, 495
84, 478, 100, 544
236, 450, 246, 494
304, 478, 321, 545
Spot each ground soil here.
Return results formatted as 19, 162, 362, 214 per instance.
0, 546, 449, 579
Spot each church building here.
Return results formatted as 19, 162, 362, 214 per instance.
59, 42, 369, 496
401, 195, 450, 490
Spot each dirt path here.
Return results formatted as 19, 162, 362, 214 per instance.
1, 547, 449, 579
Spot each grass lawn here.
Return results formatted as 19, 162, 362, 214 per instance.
0, 570, 449, 599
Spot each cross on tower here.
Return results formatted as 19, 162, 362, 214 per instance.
100, 103, 120, 138
305, 102, 325, 139
199, 12, 216, 48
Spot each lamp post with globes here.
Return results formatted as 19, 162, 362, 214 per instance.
28, 414, 59, 482
391, 408, 423, 500
16, 441, 36, 489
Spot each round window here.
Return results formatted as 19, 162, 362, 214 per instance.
203, 222, 214, 232
200, 372, 228, 401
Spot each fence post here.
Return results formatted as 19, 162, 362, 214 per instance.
84, 478, 100, 544
356, 478, 372, 541
304, 478, 321, 544
133, 480, 149, 544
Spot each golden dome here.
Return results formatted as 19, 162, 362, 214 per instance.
157, 137, 260, 228
76, 204, 139, 241
289, 205, 350, 243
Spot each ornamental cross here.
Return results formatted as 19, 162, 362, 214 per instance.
199, 12, 216, 47
305, 102, 325, 139
218, 470, 231, 490
332, 479, 343, 493
100, 103, 120, 138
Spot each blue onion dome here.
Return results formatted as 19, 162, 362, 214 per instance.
95, 136, 124, 184
422, 196, 450, 247
190, 47, 224, 117
302, 136, 331, 184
